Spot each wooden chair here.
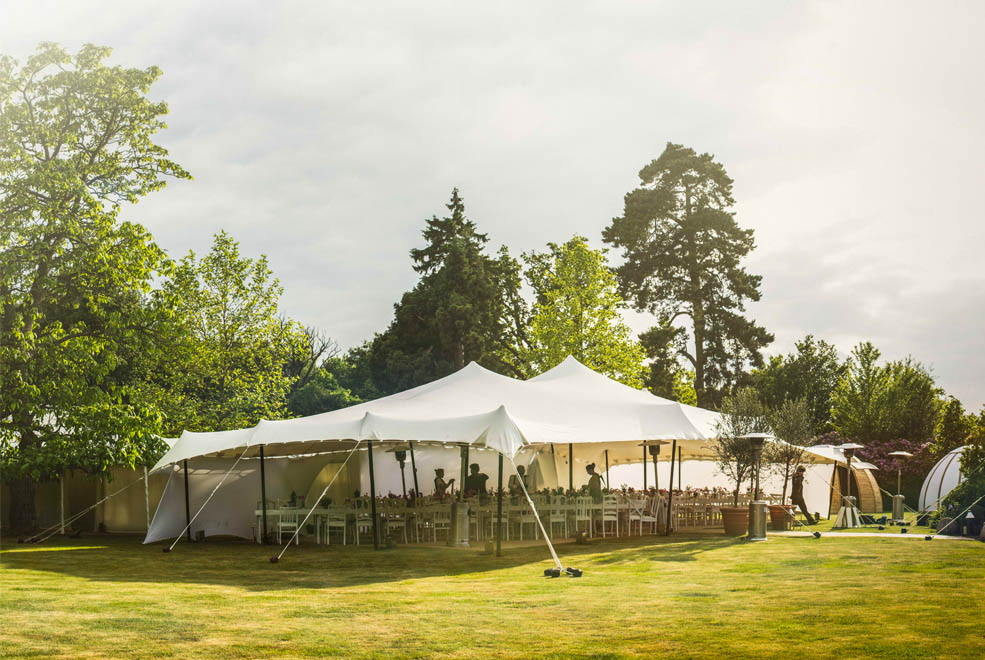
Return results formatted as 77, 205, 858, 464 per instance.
276, 511, 300, 545
574, 497, 593, 537
601, 495, 619, 538
548, 496, 568, 539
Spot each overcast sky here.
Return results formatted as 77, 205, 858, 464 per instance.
4, 1, 984, 409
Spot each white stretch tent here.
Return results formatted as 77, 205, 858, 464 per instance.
145, 356, 857, 543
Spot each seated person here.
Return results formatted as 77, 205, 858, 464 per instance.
586, 463, 603, 503
433, 468, 455, 499
465, 463, 489, 496
508, 464, 528, 495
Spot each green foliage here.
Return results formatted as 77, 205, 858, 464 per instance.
520, 235, 646, 387
752, 335, 845, 434
153, 231, 302, 432
638, 324, 696, 404
0, 43, 190, 528
287, 368, 362, 417
831, 342, 940, 446
714, 388, 767, 504
934, 396, 973, 457
603, 142, 773, 408
939, 409, 985, 524
351, 189, 526, 395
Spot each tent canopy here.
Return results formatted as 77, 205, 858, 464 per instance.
152, 357, 726, 472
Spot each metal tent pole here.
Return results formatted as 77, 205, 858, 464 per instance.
666, 439, 677, 536
827, 463, 838, 519
183, 460, 192, 542
643, 444, 647, 490
460, 445, 469, 500
409, 441, 420, 496
496, 454, 504, 557
604, 450, 610, 488
368, 438, 379, 550
568, 443, 574, 493
678, 446, 682, 491
259, 445, 269, 544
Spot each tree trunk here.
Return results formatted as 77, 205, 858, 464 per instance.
7, 477, 38, 532
781, 461, 791, 503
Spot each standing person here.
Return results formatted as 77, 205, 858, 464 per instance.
586, 463, 603, 504
434, 468, 455, 499
465, 463, 489, 496
790, 465, 817, 524
508, 464, 528, 495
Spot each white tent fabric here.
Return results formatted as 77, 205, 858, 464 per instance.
800, 444, 878, 471
152, 357, 725, 473
919, 446, 966, 512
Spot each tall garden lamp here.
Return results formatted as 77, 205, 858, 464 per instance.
639, 441, 669, 491
888, 450, 912, 522
740, 432, 772, 541
386, 446, 410, 499
834, 442, 864, 528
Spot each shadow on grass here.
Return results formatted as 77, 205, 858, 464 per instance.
0, 532, 742, 591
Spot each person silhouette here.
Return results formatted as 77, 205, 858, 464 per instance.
434, 468, 455, 499
465, 463, 489, 496
508, 464, 528, 495
586, 463, 603, 503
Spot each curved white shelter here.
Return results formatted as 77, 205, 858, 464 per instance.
919, 446, 966, 511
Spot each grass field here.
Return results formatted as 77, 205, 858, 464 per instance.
1, 532, 982, 660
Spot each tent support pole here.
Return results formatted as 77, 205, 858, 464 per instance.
368, 438, 379, 550
460, 445, 469, 500
666, 439, 677, 536
643, 444, 647, 490
143, 465, 150, 531
260, 445, 269, 544
183, 460, 192, 542
827, 462, 838, 519
568, 443, 573, 493
409, 441, 420, 497
604, 450, 609, 489
496, 454, 503, 557
677, 447, 682, 491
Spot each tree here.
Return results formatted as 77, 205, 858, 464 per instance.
0, 43, 190, 529
765, 398, 814, 502
638, 324, 696, 404
830, 342, 890, 445
520, 236, 646, 387
752, 335, 845, 434
353, 190, 525, 395
153, 231, 302, 433
713, 388, 767, 505
933, 396, 972, 457
603, 142, 772, 408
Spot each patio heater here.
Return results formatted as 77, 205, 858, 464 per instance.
741, 433, 771, 542
887, 450, 912, 523
389, 448, 409, 498
833, 442, 864, 529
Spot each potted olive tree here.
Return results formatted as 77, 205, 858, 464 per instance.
714, 388, 766, 535
765, 398, 814, 529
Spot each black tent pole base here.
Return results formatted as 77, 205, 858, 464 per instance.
270, 556, 279, 563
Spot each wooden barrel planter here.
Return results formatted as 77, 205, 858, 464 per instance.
768, 505, 793, 530
721, 506, 749, 536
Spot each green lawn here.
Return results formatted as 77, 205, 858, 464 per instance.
1, 533, 982, 660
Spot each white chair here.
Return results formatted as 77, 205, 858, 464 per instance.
574, 497, 593, 537
548, 496, 568, 539
432, 508, 452, 542
628, 498, 647, 535
384, 508, 408, 544
277, 511, 300, 545
487, 505, 509, 541
517, 503, 540, 540
321, 511, 347, 545
600, 495, 619, 538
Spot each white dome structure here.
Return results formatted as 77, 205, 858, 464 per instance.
919, 446, 966, 511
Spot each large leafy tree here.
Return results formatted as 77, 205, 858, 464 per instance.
0, 43, 190, 529
520, 235, 646, 387
603, 142, 772, 408
354, 190, 525, 395
152, 231, 304, 433
753, 335, 846, 434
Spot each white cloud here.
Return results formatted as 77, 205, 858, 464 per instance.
3, 0, 983, 408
